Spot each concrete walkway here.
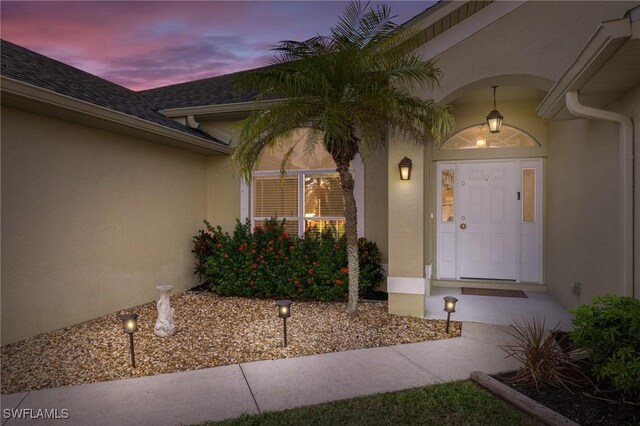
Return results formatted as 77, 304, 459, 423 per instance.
426, 287, 574, 330
1, 322, 521, 426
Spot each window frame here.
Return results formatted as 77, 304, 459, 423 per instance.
252, 168, 344, 237
241, 154, 364, 236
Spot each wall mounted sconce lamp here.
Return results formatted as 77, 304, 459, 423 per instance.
398, 157, 413, 180
443, 296, 458, 333
486, 86, 504, 133
119, 313, 139, 368
275, 299, 292, 347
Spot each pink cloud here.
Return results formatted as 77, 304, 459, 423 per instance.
1, 1, 431, 90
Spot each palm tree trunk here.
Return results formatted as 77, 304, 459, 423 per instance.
335, 160, 360, 317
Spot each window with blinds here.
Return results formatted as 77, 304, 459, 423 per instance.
253, 176, 298, 217
304, 174, 344, 217
253, 172, 346, 236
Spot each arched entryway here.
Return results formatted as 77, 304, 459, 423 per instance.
431, 85, 547, 287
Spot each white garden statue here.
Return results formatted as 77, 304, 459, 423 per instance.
154, 285, 175, 337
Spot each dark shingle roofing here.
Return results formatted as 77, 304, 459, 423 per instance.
0, 39, 224, 144
139, 69, 261, 110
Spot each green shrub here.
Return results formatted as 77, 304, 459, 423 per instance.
357, 237, 385, 295
191, 220, 224, 287
192, 218, 385, 301
572, 295, 640, 401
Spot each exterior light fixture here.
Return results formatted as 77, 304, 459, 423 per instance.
443, 296, 458, 333
119, 313, 139, 368
398, 157, 413, 181
486, 86, 504, 133
476, 136, 487, 148
275, 299, 292, 347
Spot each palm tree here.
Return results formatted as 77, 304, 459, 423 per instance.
233, 1, 453, 316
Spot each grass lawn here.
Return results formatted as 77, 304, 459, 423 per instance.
200, 381, 534, 426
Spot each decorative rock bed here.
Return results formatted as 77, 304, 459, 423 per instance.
1, 292, 460, 394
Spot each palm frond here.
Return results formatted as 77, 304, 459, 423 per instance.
232, 100, 322, 180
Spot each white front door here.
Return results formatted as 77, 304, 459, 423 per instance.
436, 159, 542, 283
457, 161, 517, 280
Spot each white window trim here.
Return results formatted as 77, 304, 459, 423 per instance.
241, 155, 364, 237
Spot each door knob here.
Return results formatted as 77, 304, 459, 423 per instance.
460, 223, 467, 230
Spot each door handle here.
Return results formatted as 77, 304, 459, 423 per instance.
460, 223, 467, 230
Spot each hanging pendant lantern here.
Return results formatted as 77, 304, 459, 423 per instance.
486, 86, 504, 134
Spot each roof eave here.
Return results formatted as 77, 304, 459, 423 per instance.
537, 18, 632, 120
160, 99, 285, 118
1, 76, 232, 155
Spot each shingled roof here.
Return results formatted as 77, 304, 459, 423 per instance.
0, 39, 224, 145
139, 70, 261, 110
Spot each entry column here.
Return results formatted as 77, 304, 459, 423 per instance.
387, 137, 426, 318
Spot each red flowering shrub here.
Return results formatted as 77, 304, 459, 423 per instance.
192, 218, 384, 301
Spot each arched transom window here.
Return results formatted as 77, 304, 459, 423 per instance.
439, 124, 540, 150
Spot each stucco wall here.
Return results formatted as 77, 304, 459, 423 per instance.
1, 106, 208, 345
362, 147, 389, 262
421, 1, 635, 102
206, 155, 242, 232
388, 137, 425, 278
546, 85, 639, 310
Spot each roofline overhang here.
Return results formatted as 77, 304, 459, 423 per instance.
160, 99, 285, 118
414, 1, 526, 57
537, 18, 632, 119
1, 76, 232, 155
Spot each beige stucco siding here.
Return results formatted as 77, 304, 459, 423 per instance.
546, 85, 639, 310
363, 148, 388, 262
388, 138, 425, 278
421, 1, 634, 103
1, 106, 208, 345
206, 155, 242, 232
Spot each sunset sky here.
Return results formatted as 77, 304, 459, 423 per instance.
1, 1, 432, 91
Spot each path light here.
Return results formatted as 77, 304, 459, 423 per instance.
486, 86, 504, 133
443, 296, 458, 333
119, 313, 139, 368
398, 157, 412, 181
275, 299, 292, 347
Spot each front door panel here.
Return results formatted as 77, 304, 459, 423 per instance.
457, 162, 516, 280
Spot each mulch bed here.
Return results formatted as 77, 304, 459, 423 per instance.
496, 369, 639, 425
494, 332, 639, 425
1, 292, 460, 394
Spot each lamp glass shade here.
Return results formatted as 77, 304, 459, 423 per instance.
486, 110, 503, 133
443, 296, 458, 313
120, 313, 139, 334
276, 300, 292, 319
398, 157, 412, 180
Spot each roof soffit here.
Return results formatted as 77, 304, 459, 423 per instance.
537, 17, 636, 120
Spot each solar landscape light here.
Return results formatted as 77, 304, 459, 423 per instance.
443, 296, 458, 333
119, 313, 139, 368
275, 299, 292, 347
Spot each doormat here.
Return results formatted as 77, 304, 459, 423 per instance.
461, 288, 527, 298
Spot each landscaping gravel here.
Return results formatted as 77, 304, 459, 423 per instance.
1, 292, 461, 394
